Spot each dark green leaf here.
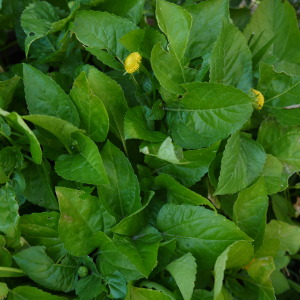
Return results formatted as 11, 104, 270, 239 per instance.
166, 83, 253, 149
75, 275, 106, 300
216, 132, 266, 195
23, 64, 79, 126
22, 161, 58, 210
125, 284, 172, 300
0, 76, 20, 110
13, 246, 78, 292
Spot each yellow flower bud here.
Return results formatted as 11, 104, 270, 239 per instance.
124, 52, 142, 74
250, 89, 264, 110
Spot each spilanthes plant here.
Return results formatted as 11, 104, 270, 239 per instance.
0, 0, 299, 299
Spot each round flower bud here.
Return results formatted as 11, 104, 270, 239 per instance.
124, 52, 142, 74
250, 89, 264, 110
77, 266, 89, 278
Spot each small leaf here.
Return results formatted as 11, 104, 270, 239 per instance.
166, 253, 197, 300
0, 76, 20, 110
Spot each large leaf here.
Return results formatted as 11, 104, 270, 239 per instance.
23, 64, 79, 126
8, 286, 68, 300
55, 132, 108, 185
166, 253, 197, 300
257, 119, 300, 172
215, 132, 266, 195
186, 0, 229, 59
156, 0, 192, 61
257, 64, 300, 125
0, 185, 19, 239
72, 11, 137, 63
0, 109, 42, 164
210, 20, 252, 92
56, 187, 106, 256
143, 140, 219, 187
85, 66, 128, 145
213, 241, 254, 300
13, 246, 78, 292
233, 178, 268, 248
166, 83, 253, 149
22, 162, 58, 210
20, 212, 66, 262
70, 72, 109, 142
243, 0, 300, 74
99, 141, 141, 220
155, 174, 215, 210
157, 204, 251, 269
0, 76, 20, 110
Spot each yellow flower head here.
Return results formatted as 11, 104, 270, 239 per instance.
250, 89, 264, 110
124, 52, 142, 74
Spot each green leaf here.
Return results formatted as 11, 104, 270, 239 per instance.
99, 141, 141, 220
125, 106, 167, 142
125, 285, 172, 300
75, 275, 106, 300
14, 246, 78, 292
186, 0, 229, 59
246, 257, 276, 300
70, 72, 109, 142
20, 212, 66, 262
214, 241, 254, 300
257, 119, 300, 172
155, 174, 215, 210
0, 185, 19, 239
85, 66, 128, 144
21, 1, 59, 56
261, 154, 289, 195
8, 286, 68, 300
0, 235, 12, 267
216, 132, 266, 195
56, 187, 106, 256
0, 282, 8, 300
0, 109, 42, 164
96, 231, 159, 281
72, 11, 138, 62
166, 83, 253, 149
166, 253, 197, 300
157, 204, 251, 270
96, 0, 145, 24
264, 220, 300, 256
243, 0, 300, 73
23, 64, 79, 126
156, 0, 192, 61
105, 271, 127, 299
150, 44, 186, 95
55, 132, 108, 185
22, 161, 58, 210
23, 114, 80, 152
143, 140, 219, 187
0, 75, 20, 110
257, 64, 300, 125
210, 20, 252, 92
120, 28, 167, 59
233, 178, 268, 248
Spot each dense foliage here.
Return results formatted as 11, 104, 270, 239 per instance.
0, 0, 300, 299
